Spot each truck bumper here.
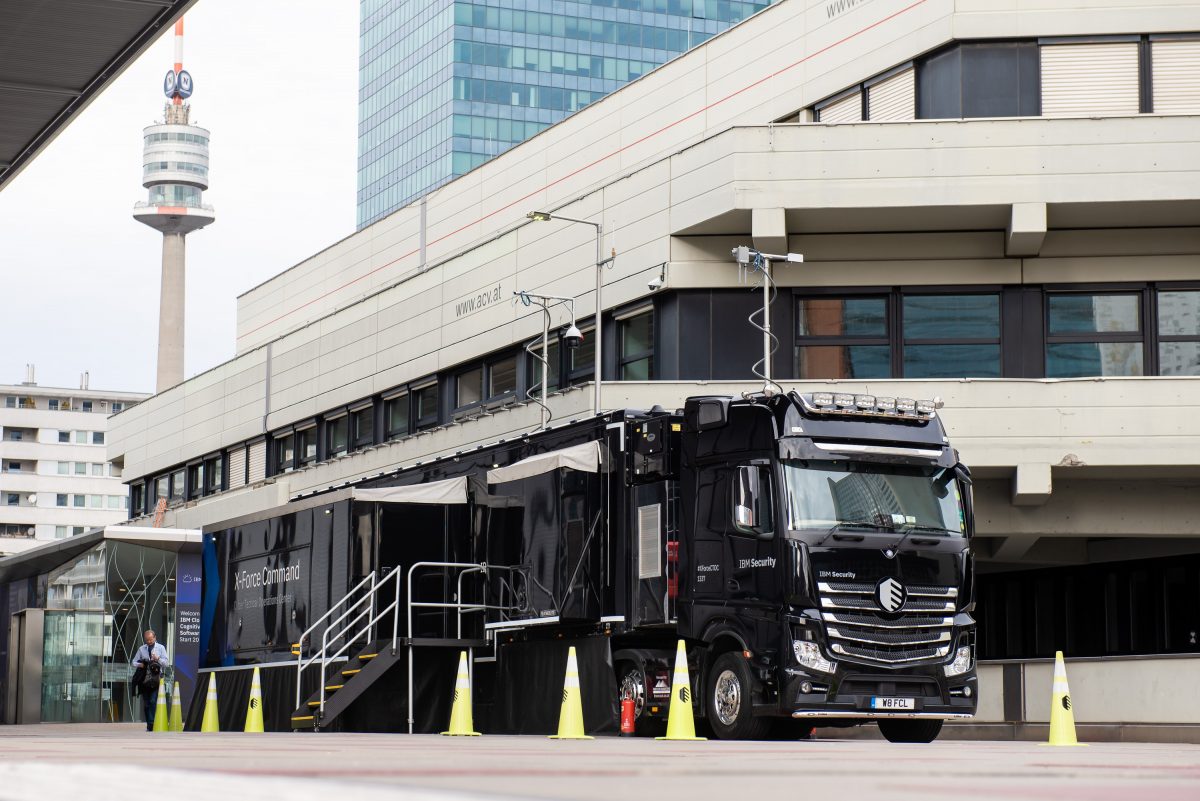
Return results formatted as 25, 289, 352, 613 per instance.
781, 664, 978, 720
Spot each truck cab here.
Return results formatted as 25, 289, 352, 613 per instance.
675, 391, 977, 742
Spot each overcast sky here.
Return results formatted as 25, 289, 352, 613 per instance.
0, 1, 358, 394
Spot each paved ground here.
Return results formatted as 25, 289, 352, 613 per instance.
0, 725, 1197, 801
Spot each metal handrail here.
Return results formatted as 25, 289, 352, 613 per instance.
295, 571, 376, 711
404, 561, 528, 733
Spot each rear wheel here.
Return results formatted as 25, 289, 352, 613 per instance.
877, 718, 943, 743
616, 661, 664, 737
706, 652, 771, 740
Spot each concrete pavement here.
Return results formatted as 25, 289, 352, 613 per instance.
0, 724, 1197, 800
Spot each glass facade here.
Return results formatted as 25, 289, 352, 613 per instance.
357, 0, 772, 228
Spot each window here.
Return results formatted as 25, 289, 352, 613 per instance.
91, 463, 104, 476
73, 494, 85, 508
55, 525, 67, 539
4, 397, 12, 408
488, 355, 518, 398
5, 461, 19, 472
902, 294, 1001, 378
74, 462, 86, 475
56, 493, 68, 507
296, 428, 317, 466
1157, 290, 1200, 376
154, 476, 168, 501
108, 463, 121, 478
131, 484, 145, 515
107, 495, 123, 509
75, 431, 87, 444
567, 324, 595, 385
274, 432, 296, 473
204, 454, 224, 493
92, 432, 104, 445
733, 465, 773, 537
57, 461, 69, 475
413, 382, 439, 429
619, 309, 655, 380
187, 463, 204, 497
88, 494, 103, 508
82, 401, 93, 413
528, 338, 562, 393
385, 393, 410, 439
327, 415, 349, 457
350, 405, 375, 450
72, 526, 84, 536
1046, 292, 1144, 377
794, 296, 890, 379
112, 402, 124, 413
6, 430, 21, 441
917, 41, 1040, 119
456, 366, 483, 408
169, 469, 185, 502
58, 431, 70, 443
49, 399, 59, 411
5, 493, 18, 507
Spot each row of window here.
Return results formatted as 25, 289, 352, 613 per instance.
51, 494, 129, 510
793, 287, 1200, 380
3, 397, 124, 413
0, 428, 105, 444
0, 524, 34, 538
144, 132, 209, 146
55, 461, 121, 477
53, 525, 88, 540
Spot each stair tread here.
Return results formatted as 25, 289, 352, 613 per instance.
325, 685, 344, 691
341, 668, 361, 675
292, 715, 314, 721
359, 653, 378, 659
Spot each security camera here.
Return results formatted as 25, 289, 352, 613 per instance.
563, 324, 583, 349
647, 275, 663, 291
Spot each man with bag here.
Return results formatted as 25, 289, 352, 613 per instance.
130, 629, 169, 731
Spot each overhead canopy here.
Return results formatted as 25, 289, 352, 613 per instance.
1, 1, 196, 191
487, 441, 604, 484
352, 476, 470, 505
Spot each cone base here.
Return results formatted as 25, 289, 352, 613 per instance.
655, 736, 707, 740
1039, 742, 1087, 747
549, 734, 594, 739
441, 731, 482, 736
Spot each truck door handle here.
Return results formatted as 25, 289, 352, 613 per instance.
727, 579, 740, 592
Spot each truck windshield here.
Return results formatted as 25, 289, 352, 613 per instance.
782, 460, 964, 535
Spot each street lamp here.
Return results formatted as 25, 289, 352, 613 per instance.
731, 246, 804, 397
515, 290, 579, 430
526, 210, 614, 416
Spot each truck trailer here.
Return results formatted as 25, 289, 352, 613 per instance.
193, 390, 977, 741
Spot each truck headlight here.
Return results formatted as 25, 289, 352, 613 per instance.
793, 640, 836, 674
944, 645, 973, 677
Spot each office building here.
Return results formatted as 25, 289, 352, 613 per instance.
357, 0, 772, 227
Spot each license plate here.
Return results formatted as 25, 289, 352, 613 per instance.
871, 697, 915, 710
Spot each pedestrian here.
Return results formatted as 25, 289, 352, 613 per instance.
131, 629, 169, 731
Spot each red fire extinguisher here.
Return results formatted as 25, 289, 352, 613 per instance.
620, 696, 636, 736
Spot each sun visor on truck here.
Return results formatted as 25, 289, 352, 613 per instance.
351, 476, 471, 504
486, 440, 604, 484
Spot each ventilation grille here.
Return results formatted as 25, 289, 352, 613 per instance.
637, 503, 661, 580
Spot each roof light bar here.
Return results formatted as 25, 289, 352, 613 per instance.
799, 393, 942, 419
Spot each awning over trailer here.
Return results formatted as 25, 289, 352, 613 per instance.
486, 441, 604, 484
352, 476, 470, 504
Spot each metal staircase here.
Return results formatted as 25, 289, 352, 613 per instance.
290, 561, 529, 732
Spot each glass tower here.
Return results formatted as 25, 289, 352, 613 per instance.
358, 0, 772, 229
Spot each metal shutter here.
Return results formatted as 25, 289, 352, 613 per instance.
818, 91, 862, 123
227, 447, 246, 490
1041, 42, 1139, 117
1153, 40, 1200, 113
637, 503, 662, 579
868, 68, 915, 121
247, 440, 267, 484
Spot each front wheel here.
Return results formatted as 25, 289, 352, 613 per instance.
706, 652, 771, 740
877, 718, 943, 743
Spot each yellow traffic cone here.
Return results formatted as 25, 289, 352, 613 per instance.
200, 673, 220, 732
657, 640, 706, 741
549, 646, 593, 740
1043, 650, 1086, 746
168, 681, 184, 732
152, 683, 169, 732
441, 651, 481, 736
244, 666, 265, 732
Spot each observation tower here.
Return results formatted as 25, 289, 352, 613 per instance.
133, 18, 214, 393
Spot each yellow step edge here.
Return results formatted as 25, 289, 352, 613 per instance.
341, 668, 361, 676
292, 715, 314, 722
324, 685, 344, 691
307, 701, 322, 707
358, 653, 379, 660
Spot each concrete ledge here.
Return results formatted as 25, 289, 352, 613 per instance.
943, 722, 1200, 744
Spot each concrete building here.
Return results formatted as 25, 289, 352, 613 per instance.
0, 368, 149, 557
111, 0, 1200, 737
133, 18, 215, 393
357, 0, 772, 227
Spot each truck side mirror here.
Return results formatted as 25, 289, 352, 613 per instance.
733, 464, 774, 539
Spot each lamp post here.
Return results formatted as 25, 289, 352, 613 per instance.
731, 246, 804, 396
527, 211, 614, 416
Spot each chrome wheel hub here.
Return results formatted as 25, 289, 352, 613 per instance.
713, 669, 741, 726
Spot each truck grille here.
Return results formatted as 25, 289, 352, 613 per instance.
817, 581, 957, 666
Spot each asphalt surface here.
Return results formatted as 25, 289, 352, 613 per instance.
0, 725, 1197, 801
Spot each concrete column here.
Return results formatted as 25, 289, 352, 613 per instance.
156, 232, 186, 393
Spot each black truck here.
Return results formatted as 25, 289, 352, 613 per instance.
199, 389, 976, 741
